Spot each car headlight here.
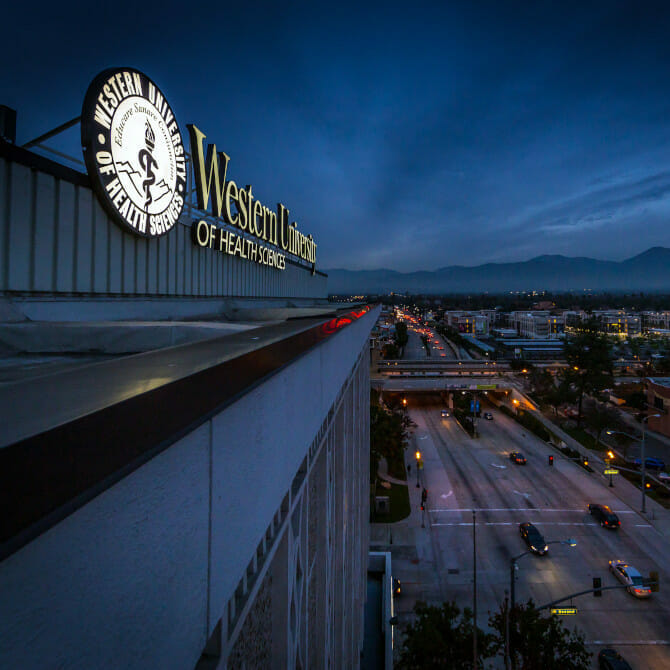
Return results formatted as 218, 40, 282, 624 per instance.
543, 545, 548, 552
530, 546, 536, 551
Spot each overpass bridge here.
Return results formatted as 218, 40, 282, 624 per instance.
372, 359, 515, 393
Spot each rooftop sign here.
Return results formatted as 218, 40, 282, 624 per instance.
81, 68, 187, 238
187, 125, 317, 272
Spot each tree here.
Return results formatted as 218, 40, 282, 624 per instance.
382, 342, 400, 359
581, 398, 628, 449
563, 319, 613, 426
369, 392, 411, 482
544, 372, 575, 416
395, 321, 409, 350
396, 601, 495, 669
489, 599, 591, 670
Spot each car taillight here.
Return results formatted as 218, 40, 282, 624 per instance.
618, 521, 621, 525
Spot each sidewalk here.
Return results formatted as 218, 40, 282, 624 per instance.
370, 433, 448, 660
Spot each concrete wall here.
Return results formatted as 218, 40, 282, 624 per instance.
0, 305, 379, 669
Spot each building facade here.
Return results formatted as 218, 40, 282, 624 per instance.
0, 68, 376, 669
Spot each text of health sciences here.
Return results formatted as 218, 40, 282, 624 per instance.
188, 126, 317, 271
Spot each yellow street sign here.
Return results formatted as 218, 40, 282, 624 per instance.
604, 469, 619, 475
551, 607, 578, 615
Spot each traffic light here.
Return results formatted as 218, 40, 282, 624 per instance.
583, 457, 589, 467
593, 577, 602, 597
420, 504, 424, 511
421, 488, 428, 503
548, 455, 554, 466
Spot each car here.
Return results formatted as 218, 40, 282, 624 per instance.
609, 560, 652, 598
519, 522, 548, 555
441, 409, 450, 417
588, 504, 620, 529
658, 471, 670, 482
483, 412, 493, 420
509, 452, 527, 465
632, 457, 666, 471
598, 648, 632, 670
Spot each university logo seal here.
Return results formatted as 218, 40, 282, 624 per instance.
81, 68, 187, 238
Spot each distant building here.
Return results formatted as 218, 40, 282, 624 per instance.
509, 311, 563, 339
592, 311, 641, 337
645, 378, 670, 438
643, 311, 670, 332
443, 311, 490, 335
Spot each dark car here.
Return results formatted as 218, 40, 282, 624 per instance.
510, 452, 527, 465
598, 647, 632, 670
483, 412, 493, 420
588, 504, 620, 529
519, 522, 548, 555
633, 457, 666, 471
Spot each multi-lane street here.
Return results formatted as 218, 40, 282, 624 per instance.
408, 395, 670, 669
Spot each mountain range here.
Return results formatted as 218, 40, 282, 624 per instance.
325, 247, 670, 295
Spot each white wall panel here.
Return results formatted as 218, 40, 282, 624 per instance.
7, 163, 32, 291
0, 157, 7, 286
55, 181, 76, 292
92, 198, 109, 293
75, 187, 93, 292
33, 173, 56, 291
107, 212, 123, 293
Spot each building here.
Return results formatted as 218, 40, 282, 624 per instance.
645, 378, 670, 438
592, 311, 641, 337
0, 68, 377, 669
509, 311, 563, 339
443, 310, 490, 336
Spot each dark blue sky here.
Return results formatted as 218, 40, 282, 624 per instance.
3, 1, 670, 272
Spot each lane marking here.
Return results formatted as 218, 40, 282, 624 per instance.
429, 508, 636, 514
431, 520, 655, 528
431, 521, 656, 528
588, 640, 670, 646
440, 491, 453, 499
513, 490, 532, 499
491, 463, 507, 469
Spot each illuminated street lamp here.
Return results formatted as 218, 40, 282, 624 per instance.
606, 413, 661, 513
604, 450, 615, 487
415, 450, 421, 488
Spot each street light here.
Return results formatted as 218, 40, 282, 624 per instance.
606, 413, 661, 513
507, 538, 577, 669
415, 450, 421, 488
607, 450, 615, 487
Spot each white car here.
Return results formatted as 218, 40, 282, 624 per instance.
609, 560, 652, 598
441, 409, 450, 418
658, 471, 670, 482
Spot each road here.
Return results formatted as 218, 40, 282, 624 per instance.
405, 395, 670, 669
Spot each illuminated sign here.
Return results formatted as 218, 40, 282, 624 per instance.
81, 68, 187, 238
604, 469, 619, 475
188, 125, 317, 272
550, 607, 577, 615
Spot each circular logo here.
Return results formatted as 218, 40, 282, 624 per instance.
81, 68, 186, 238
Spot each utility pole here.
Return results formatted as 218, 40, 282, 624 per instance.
473, 509, 477, 669
504, 590, 510, 670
